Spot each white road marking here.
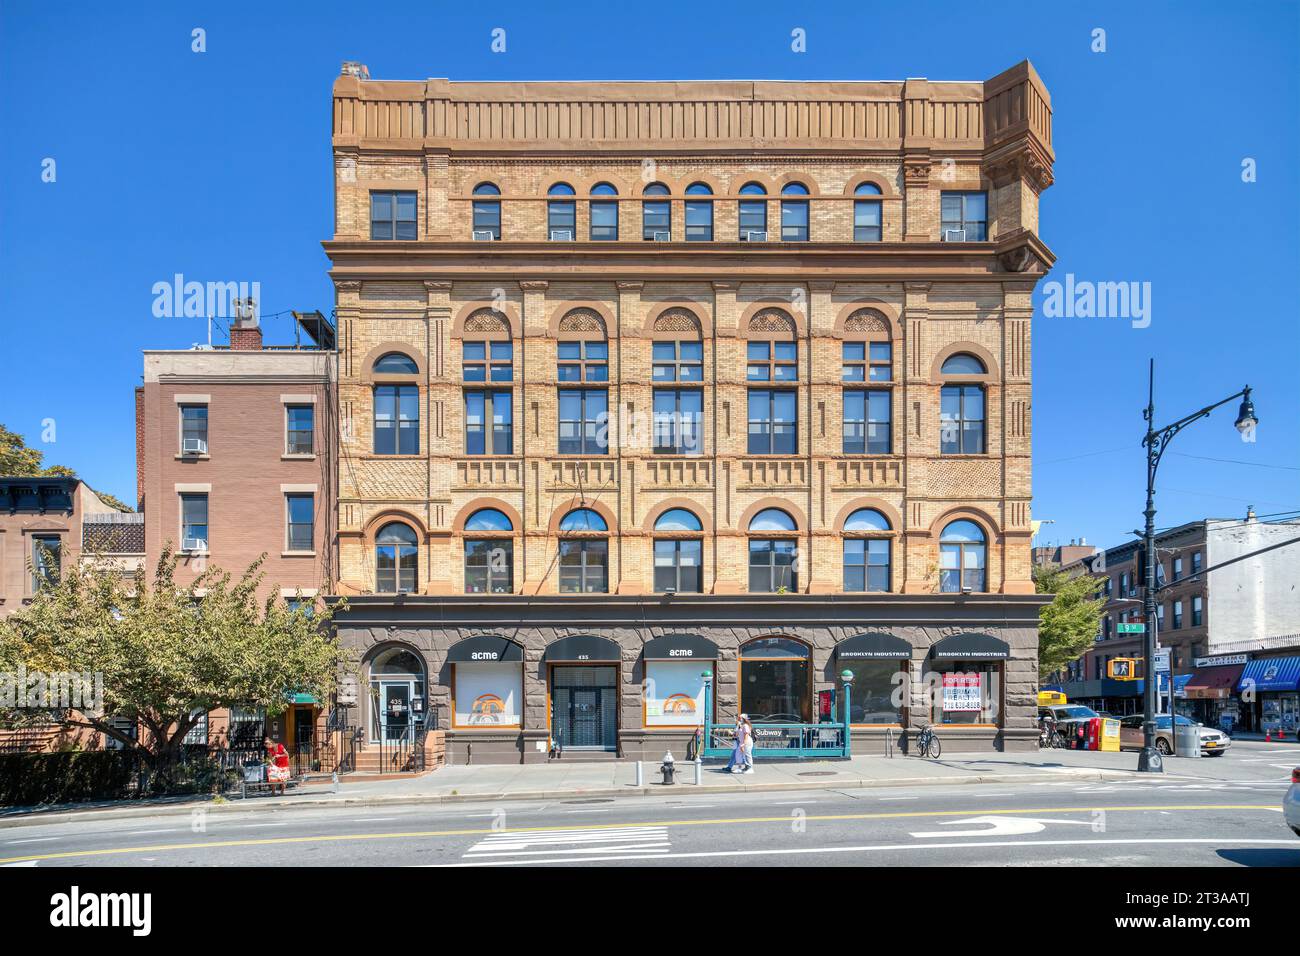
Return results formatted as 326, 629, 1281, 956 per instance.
878, 796, 918, 802
3, 837, 59, 845
463, 826, 671, 861
1, 860, 38, 866
910, 815, 1095, 839
436, 837, 1300, 867
350, 817, 399, 822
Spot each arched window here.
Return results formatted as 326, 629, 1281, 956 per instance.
939, 353, 987, 455
547, 183, 576, 240
557, 312, 610, 456
590, 182, 618, 241
939, 520, 987, 593
843, 508, 891, 592
375, 522, 418, 593
653, 509, 703, 593
559, 508, 607, 532
367, 646, 425, 744
372, 353, 419, 455
464, 509, 513, 594
558, 508, 608, 593
472, 182, 501, 240
853, 182, 882, 242
738, 182, 768, 241
748, 508, 797, 592
780, 182, 810, 241
373, 352, 418, 374
642, 182, 671, 241
684, 182, 713, 241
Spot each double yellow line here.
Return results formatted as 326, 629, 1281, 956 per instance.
0, 803, 1278, 865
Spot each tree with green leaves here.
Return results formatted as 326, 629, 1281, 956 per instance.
1034, 564, 1106, 680
0, 422, 131, 512
0, 548, 343, 770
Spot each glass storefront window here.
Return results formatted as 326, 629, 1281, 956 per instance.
644, 661, 710, 727
927, 661, 1001, 725
739, 638, 811, 722
841, 660, 907, 724
453, 663, 522, 728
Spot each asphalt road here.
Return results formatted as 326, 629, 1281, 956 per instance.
1, 767, 1294, 868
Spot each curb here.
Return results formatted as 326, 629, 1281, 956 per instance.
0, 767, 1145, 830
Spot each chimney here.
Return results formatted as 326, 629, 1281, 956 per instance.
230, 297, 262, 350
134, 386, 145, 512
1246, 505, 1257, 522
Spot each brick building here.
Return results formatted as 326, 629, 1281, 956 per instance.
327, 61, 1056, 762
1056, 512, 1300, 737
135, 309, 338, 752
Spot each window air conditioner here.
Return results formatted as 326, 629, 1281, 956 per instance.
550, 229, 574, 241
183, 537, 208, 552
943, 228, 967, 242
181, 438, 207, 455
746, 230, 768, 242
472, 230, 496, 241
652, 231, 671, 241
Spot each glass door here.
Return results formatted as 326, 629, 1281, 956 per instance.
551, 666, 618, 750
371, 680, 418, 743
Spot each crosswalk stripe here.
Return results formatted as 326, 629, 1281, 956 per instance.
467, 843, 670, 857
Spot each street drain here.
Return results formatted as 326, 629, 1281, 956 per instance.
561, 798, 616, 804
797, 771, 839, 777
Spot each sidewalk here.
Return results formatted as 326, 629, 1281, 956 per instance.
0, 748, 1164, 828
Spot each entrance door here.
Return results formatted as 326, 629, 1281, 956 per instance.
738, 637, 812, 723
379, 681, 412, 742
551, 666, 618, 750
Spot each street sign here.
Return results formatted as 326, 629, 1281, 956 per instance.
1117, 623, 1144, 634
1154, 649, 1171, 673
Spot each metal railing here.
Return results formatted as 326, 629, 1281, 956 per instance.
700, 683, 851, 760
374, 710, 436, 773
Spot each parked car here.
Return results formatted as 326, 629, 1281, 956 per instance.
1118, 714, 1231, 756
1038, 704, 1100, 743
1285, 768, 1300, 837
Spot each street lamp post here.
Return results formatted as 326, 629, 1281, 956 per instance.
1137, 359, 1256, 772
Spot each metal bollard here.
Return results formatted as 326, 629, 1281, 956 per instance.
694, 757, 702, 785
634, 760, 644, 787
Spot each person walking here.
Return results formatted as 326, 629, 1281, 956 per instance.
724, 715, 747, 773
739, 714, 755, 774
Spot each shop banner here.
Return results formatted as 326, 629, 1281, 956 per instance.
942, 672, 982, 712
644, 661, 706, 726
454, 663, 522, 727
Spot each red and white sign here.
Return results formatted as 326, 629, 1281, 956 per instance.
942, 673, 982, 713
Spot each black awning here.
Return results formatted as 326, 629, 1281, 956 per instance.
543, 635, 621, 663
446, 634, 524, 664
642, 634, 720, 661
929, 633, 1011, 660
835, 632, 912, 660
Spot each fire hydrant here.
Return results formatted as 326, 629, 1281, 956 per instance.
660, 750, 676, 785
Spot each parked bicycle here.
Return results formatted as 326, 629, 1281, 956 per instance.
1038, 717, 1066, 749
914, 723, 942, 759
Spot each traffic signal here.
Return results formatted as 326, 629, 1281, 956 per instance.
1107, 657, 1140, 681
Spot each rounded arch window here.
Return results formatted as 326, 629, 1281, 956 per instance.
654, 508, 702, 533
644, 182, 670, 196
370, 646, 425, 677
547, 183, 576, 239
465, 508, 513, 533
559, 508, 608, 533
781, 182, 810, 195
853, 182, 882, 242
547, 182, 576, 195
854, 182, 883, 195
685, 183, 713, 241
941, 352, 987, 375
373, 352, 419, 374
844, 508, 891, 592
591, 182, 618, 195
749, 508, 796, 533
939, 520, 987, 593
780, 183, 809, 241
472, 182, 501, 195
374, 522, 418, 593
739, 181, 767, 195
685, 182, 713, 195
472, 183, 502, 240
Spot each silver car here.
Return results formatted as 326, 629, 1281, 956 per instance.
1285, 768, 1300, 837
1118, 714, 1232, 756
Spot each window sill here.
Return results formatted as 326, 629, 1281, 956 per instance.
175, 454, 210, 461
281, 453, 316, 461
360, 454, 424, 461
281, 551, 317, 558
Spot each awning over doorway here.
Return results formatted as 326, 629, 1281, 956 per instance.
1238, 656, 1300, 693
446, 634, 525, 663
543, 634, 620, 663
834, 632, 912, 660
289, 693, 318, 705
642, 634, 719, 660
1183, 664, 1246, 700
929, 633, 1011, 660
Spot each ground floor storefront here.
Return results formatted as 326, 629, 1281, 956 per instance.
330, 593, 1045, 764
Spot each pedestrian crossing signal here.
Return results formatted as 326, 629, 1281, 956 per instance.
1107, 658, 1140, 681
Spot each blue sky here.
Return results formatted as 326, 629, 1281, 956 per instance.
2, 0, 1296, 549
